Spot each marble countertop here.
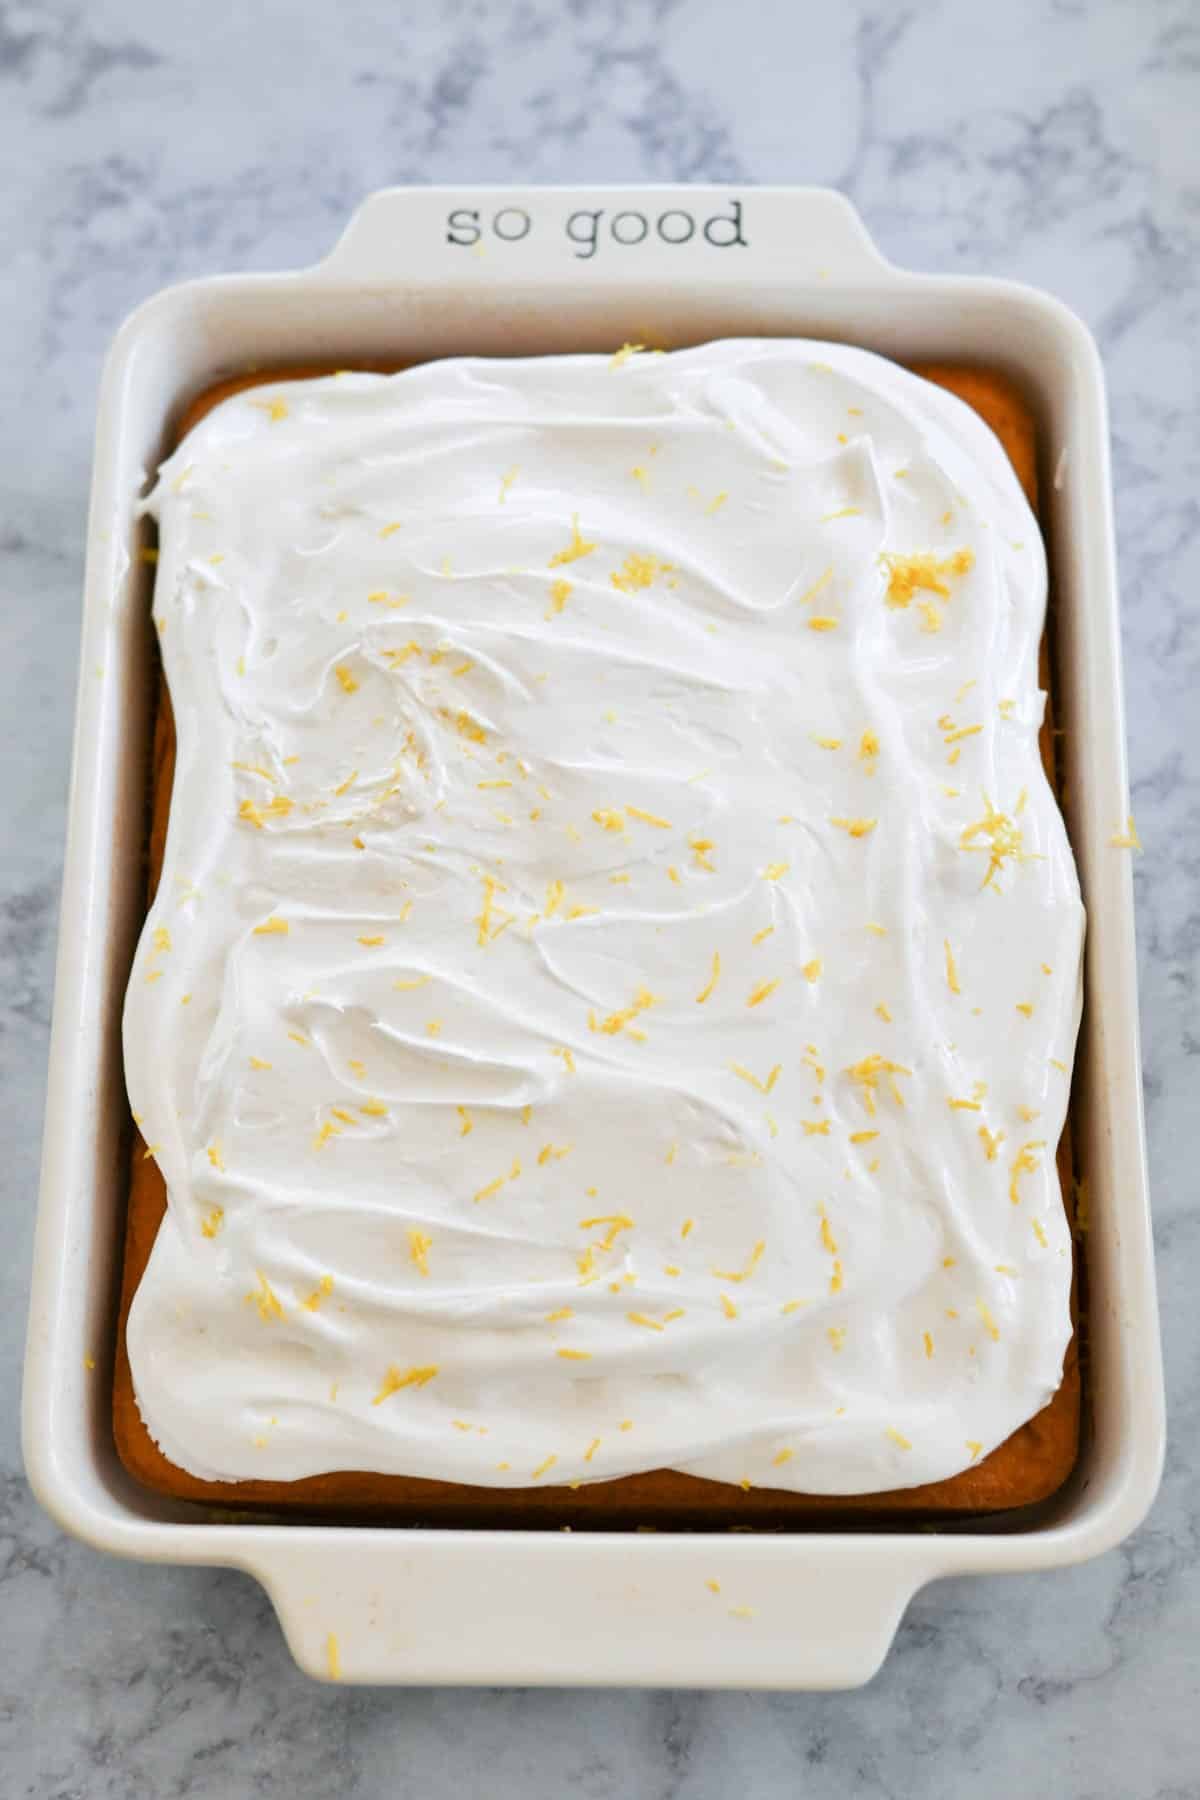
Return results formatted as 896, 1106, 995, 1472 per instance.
4, 0, 1197, 1792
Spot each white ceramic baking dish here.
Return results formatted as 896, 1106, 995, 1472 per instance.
24, 186, 1164, 1689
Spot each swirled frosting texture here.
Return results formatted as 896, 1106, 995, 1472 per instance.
125, 342, 1083, 1493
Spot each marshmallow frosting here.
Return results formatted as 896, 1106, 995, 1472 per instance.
125, 341, 1084, 1494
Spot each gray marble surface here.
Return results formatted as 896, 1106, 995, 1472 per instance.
3, 0, 1197, 1792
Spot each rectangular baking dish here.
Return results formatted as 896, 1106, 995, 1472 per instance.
23, 185, 1164, 1689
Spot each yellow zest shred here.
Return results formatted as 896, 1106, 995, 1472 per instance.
923, 1331, 934, 1359
808, 615, 839, 632
1015, 1001, 1034, 1018
476, 873, 513, 946
1009, 1139, 1046, 1205
359, 1099, 388, 1118
803, 1119, 831, 1137
966, 1440, 983, 1461
801, 957, 823, 982
580, 1213, 634, 1254
773, 1448, 795, 1467
498, 465, 519, 504
592, 807, 625, 833
372, 1364, 439, 1404
589, 985, 659, 1037
610, 342, 645, 368
531, 1453, 558, 1480
886, 1427, 913, 1450
695, 952, 721, 1004
473, 1156, 521, 1204
976, 1298, 1000, 1342
247, 1271, 284, 1322
881, 548, 974, 609
959, 794, 1032, 891
358, 934, 385, 948
687, 835, 715, 871
301, 1273, 335, 1311
407, 1228, 432, 1277
200, 1206, 224, 1239
814, 735, 842, 750
1110, 814, 1141, 850
627, 1312, 665, 1332
875, 1002, 893, 1023
746, 978, 780, 1008
557, 1348, 592, 1361
711, 1241, 765, 1284
552, 1045, 576, 1074
238, 793, 294, 829
681, 1219, 695, 1240
752, 925, 775, 946
730, 1062, 781, 1095
627, 804, 671, 828
797, 566, 834, 607
548, 514, 597, 568
944, 939, 961, 995
537, 1142, 572, 1165
831, 816, 877, 838
334, 664, 359, 695
849, 1130, 878, 1145
207, 1140, 224, 1171
762, 861, 789, 881
979, 1125, 1005, 1161
611, 552, 674, 593
1032, 1217, 1049, 1248
844, 1052, 911, 1115
719, 1294, 739, 1320
547, 577, 572, 616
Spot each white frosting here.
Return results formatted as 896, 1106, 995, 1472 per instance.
125, 341, 1084, 1495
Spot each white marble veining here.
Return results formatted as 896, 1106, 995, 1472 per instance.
2, 0, 1196, 1793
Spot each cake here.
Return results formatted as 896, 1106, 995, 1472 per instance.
116, 343, 1084, 1523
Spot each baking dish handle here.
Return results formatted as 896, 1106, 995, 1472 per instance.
244, 1533, 928, 1689
316, 185, 896, 286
